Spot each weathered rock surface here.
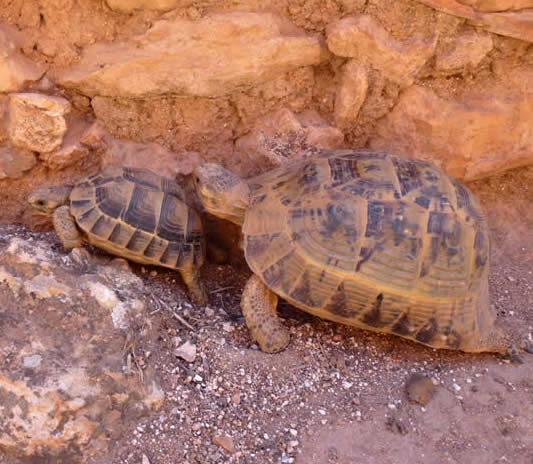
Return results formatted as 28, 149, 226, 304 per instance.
106, 0, 194, 12
458, 0, 533, 11
370, 83, 533, 180
0, 233, 163, 462
8, 93, 71, 153
416, 0, 533, 42
334, 60, 368, 129
0, 26, 45, 92
0, 146, 36, 179
233, 108, 344, 176
435, 30, 493, 73
57, 12, 327, 98
39, 116, 92, 170
80, 120, 198, 176
326, 15, 437, 86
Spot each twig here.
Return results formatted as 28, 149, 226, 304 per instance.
172, 311, 195, 331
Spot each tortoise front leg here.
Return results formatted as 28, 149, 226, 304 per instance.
53, 205, 83, 249
180, 267, 208, 306
241, 274, 290, 353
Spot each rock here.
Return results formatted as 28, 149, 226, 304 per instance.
57, 12, 327, 98
415, 0, 533, 43
435, 31, 493, 73
212, 434, 235, 453
39, 116, 92, 170
80, 120, 199, 177
106, 0, 193, 12
334, 60, 368, 129
405, 373, 435, 405
233, 108, 343, 176
174, 341, 197, 363
8, 93, 71, 153
0, 146, 36, 179
0, 234, 163, 462
326, 15, 437, 86
459, 0, 533, 12
0, 26, 45, 92
370, 82, 533, 180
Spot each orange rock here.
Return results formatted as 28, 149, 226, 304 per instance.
326, 15, 437, 86
435, 31, 493, 73
0, 26, 44, 93
213, 434, 235, 453
334, 60, 368, 129
57, 12, 327, 98
105, 0, 193, 12
416, 0, 533, 43
8, 93, 71, 153
370, 83, 533, 180
233, 108, 343, 176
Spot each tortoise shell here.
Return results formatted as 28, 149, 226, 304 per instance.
69, 166, 205, 270
242, 150, 494, 351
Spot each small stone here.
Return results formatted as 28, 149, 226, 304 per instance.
231, 392, 241, 405
452, 383, 462, 392
405, 373, 435, 406
150, 270, 158, 277
174, 341, 197, 363
193, 374, 203, 383
8, 93, 71, 153
289, 428, 298, 437
23, 354, 42, 368
191, 423, 201, 432
212, 434, 235, 453
142, 454, 150, 464
318, 408, 327, 415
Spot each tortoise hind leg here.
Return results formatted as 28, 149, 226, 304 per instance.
241, 274, 290, 353
180, 267, 208, 306
53, 205, 82, 249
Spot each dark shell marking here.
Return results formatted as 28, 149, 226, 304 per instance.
69, 166, 204, 271
242, 150, 492, 351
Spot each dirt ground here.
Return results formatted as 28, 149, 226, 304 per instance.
2, 165, 531, 464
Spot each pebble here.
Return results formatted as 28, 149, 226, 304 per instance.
174, 341, 197, 363
452, 383, 461, 392
212, 434, 235, 453
142, 454, 150, 464
405, 373, 435, 406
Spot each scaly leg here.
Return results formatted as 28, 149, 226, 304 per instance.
241, 274, 290, 353
53, 205, 83, 249
180, 267, 208, 305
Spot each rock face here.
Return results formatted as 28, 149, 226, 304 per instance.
435, 31, 493, 73
105, 0, 194, 11
370, 84, 533, 180
0, 146, 36, 179
334, 61, 368, 129
326, 15, 437, 85
0, 26, 44, 92
8, 93, 71, 153
57, 12, 327, 98
415, 0, 533, 43
0, 234, 163, 462
233, 108, 344, 176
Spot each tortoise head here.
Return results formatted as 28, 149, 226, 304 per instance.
28, 185, 73, 215
192, 163, 250, 226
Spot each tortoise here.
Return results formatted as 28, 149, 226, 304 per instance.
28, 166, 207, 304
193, 149, 509, 354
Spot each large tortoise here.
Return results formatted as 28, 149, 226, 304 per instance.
29, 166, 207, 304
193, 149, 509, 353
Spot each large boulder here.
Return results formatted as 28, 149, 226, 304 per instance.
0, 234, 163, 462
369, 80, 533, 180
57, 12, 328, 98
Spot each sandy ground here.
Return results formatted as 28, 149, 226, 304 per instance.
2, 165, 533, 464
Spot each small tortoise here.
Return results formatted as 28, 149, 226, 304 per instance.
29, 166, 207, 304
193, 149, 509, 353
